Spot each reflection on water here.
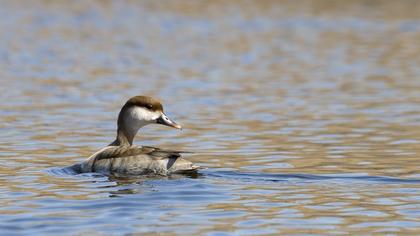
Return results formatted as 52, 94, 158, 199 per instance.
0, 0, 420, 235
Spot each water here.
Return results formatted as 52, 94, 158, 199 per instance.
1, 1, 420, 235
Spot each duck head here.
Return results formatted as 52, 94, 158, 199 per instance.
112, 96, 181, 146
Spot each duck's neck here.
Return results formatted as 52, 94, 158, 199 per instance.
109, 126, 137, 147
110, 106, 147, 147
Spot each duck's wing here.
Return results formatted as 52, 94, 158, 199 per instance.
95, 145, 190, 161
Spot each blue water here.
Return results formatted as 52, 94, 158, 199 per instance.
1, 1, 420, 235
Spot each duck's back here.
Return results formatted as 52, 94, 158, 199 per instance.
79, 145, 197, 175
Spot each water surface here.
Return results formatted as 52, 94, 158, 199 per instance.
0, 1, 420, 235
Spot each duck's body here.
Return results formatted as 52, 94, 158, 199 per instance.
77, 145, 196, 175
73, 96, 198, 176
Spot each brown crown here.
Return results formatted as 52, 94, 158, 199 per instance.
123, 95, 163, 112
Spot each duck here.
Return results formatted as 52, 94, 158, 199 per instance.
72, 95, 199, 176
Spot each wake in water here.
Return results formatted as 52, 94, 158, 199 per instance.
47, 166, 420, 185
204, 170, 420, 184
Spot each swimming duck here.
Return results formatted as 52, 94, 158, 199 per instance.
74, 95, 199, 176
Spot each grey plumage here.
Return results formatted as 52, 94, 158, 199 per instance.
79, 145, 197, 175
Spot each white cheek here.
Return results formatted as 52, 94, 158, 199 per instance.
122, 107, 160, 135
133, 107, 159, 121
125, 107, 160, 128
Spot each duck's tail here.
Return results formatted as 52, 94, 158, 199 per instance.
168, 157, 203, 173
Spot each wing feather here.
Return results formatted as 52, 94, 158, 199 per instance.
95, 145, 189, 161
